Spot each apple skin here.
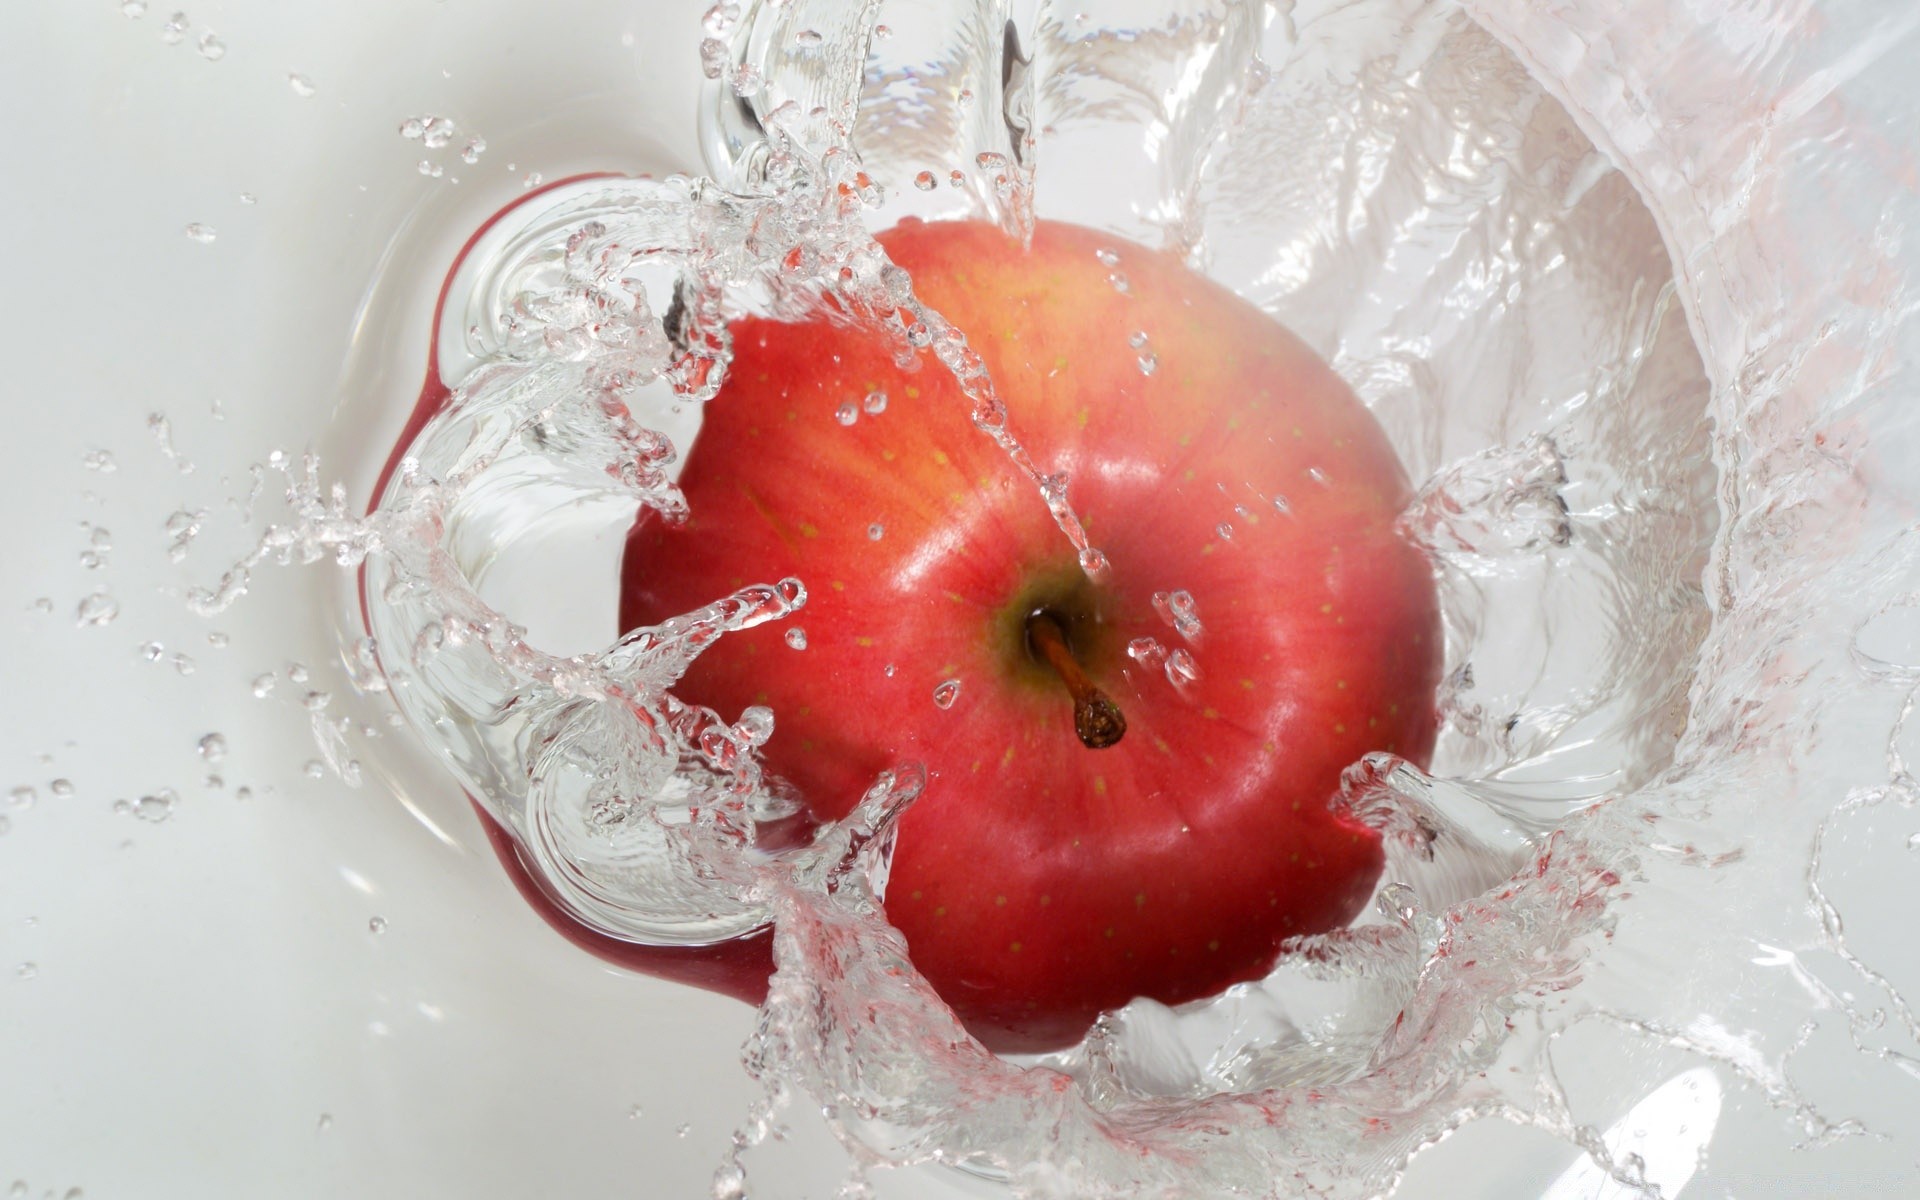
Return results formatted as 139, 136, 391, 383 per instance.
620, 218, 1440, 1052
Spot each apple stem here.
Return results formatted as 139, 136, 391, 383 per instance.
1026, 611, 1127, 749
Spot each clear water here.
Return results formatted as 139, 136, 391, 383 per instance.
27, 0, 1920, 1195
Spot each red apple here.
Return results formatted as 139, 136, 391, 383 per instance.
620, 218, 1441, 1052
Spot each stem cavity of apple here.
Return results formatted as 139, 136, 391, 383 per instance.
1025, 609, 1126, 750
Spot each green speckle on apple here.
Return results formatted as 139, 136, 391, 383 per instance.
620, 217, 1442, 1053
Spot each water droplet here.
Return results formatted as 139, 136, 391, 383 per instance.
1216, 522, 1234, 540
1128, 330, 1150, 349
16, 962, 36, 981
234, 786, 253, 801
287, 663, 310, 683
1107, 272, 1130, 294
303, 761, 326, 780
1095, 248, 1121, 267
368, 916, 388, 934
30, 598, 52, 614
250, 673, 277, 698
834, 401, 859, 426
933, 679, 961, 709
628, 1103, 646, 1120
863, 389, 888, 415
460, 137, 487, 164
418, 160, 443, 178
676, 1122, 692, 1138
867, 523, 884, 541
171, 653, 196, 676
1127, 637, 1168, 670
521, 171, 544, 190
316, 1113, 333, 1132
303, 690, 332, 712
83, 449, 116, 473
197, 733, 228, 762
1136, 352, 1158, 376
184, 223, 217, 244
421, 117, 456, 149
883, 663, 897, 678
287, 72, 315, 96
1307, 466, 1331, 487
947, 169, 966, 188
795, 28, 823, 47
122, 0, 148, 17
1908, 832, 1920, 851
6, 1179, 23, 1198
75, 593, 119, 627
133, 790, 178, 823
79, 550, 104, 570
1078, 547, 1109, 576
237, 191, 257, 205
9, 787, 36, 810
160, 11, 188, 44
196, 31, 224, 60
1165, 649, 1201, 687
398, 117, 425, 140
913, 170, 937, 191
207, 631, 228, 648
50, 780, 73, 798
873, 23, 893, 38
785, 628, 808, 650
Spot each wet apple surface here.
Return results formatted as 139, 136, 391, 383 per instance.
621, 217, 1442, 1052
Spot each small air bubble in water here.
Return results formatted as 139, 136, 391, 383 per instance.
785, 628, 808, 650
1108, 272, 1131, 294
172, 653, 196, 676
460, 137, 487, 164
948, 169, 966, 188
250, 673, 277, 698
834, 401, 859, 426
933, 679, 961, 709
1165, 649, 1201, 687
83, 449, 116, 473
160, 11, 188, 44
316, 1113, 333, 1132
1128, 330, 1150, 349
1136, 352, 1158, 376
16, 963, 35, 981
184, 223, 217, 244
8, 787, 34, 810
303, 761, 326, 780
288, 72, 315, 96
287, 663, 310, 683
421, 117, 455, 149
368, 916, 388, 934
1908, 832, 1920, 851
1216, 522, 1234, 540
238, 192, 257, 205
50, 780, 73, 798
76, 593, 119, 627
399, 117, 425, 140
863, 390, 888, 415
795, 28, 823, 47
134, 790, 178, 823
883, 663, 896, 678
1095, 248, 1121, 267
122, 0, 148, 16
31, 598, 52, 614
207, 631, 228, 649
867, 523, 884, 541
197, 31, 225, 60
139, 641, 165, 662
197, 733, 228, 762
676, 1122, 692, 1138
521, 171, 544, 190
914, 171, 937, 191
418, 160, 444, 179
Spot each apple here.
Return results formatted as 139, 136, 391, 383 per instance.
620, 217, 1441, 1052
